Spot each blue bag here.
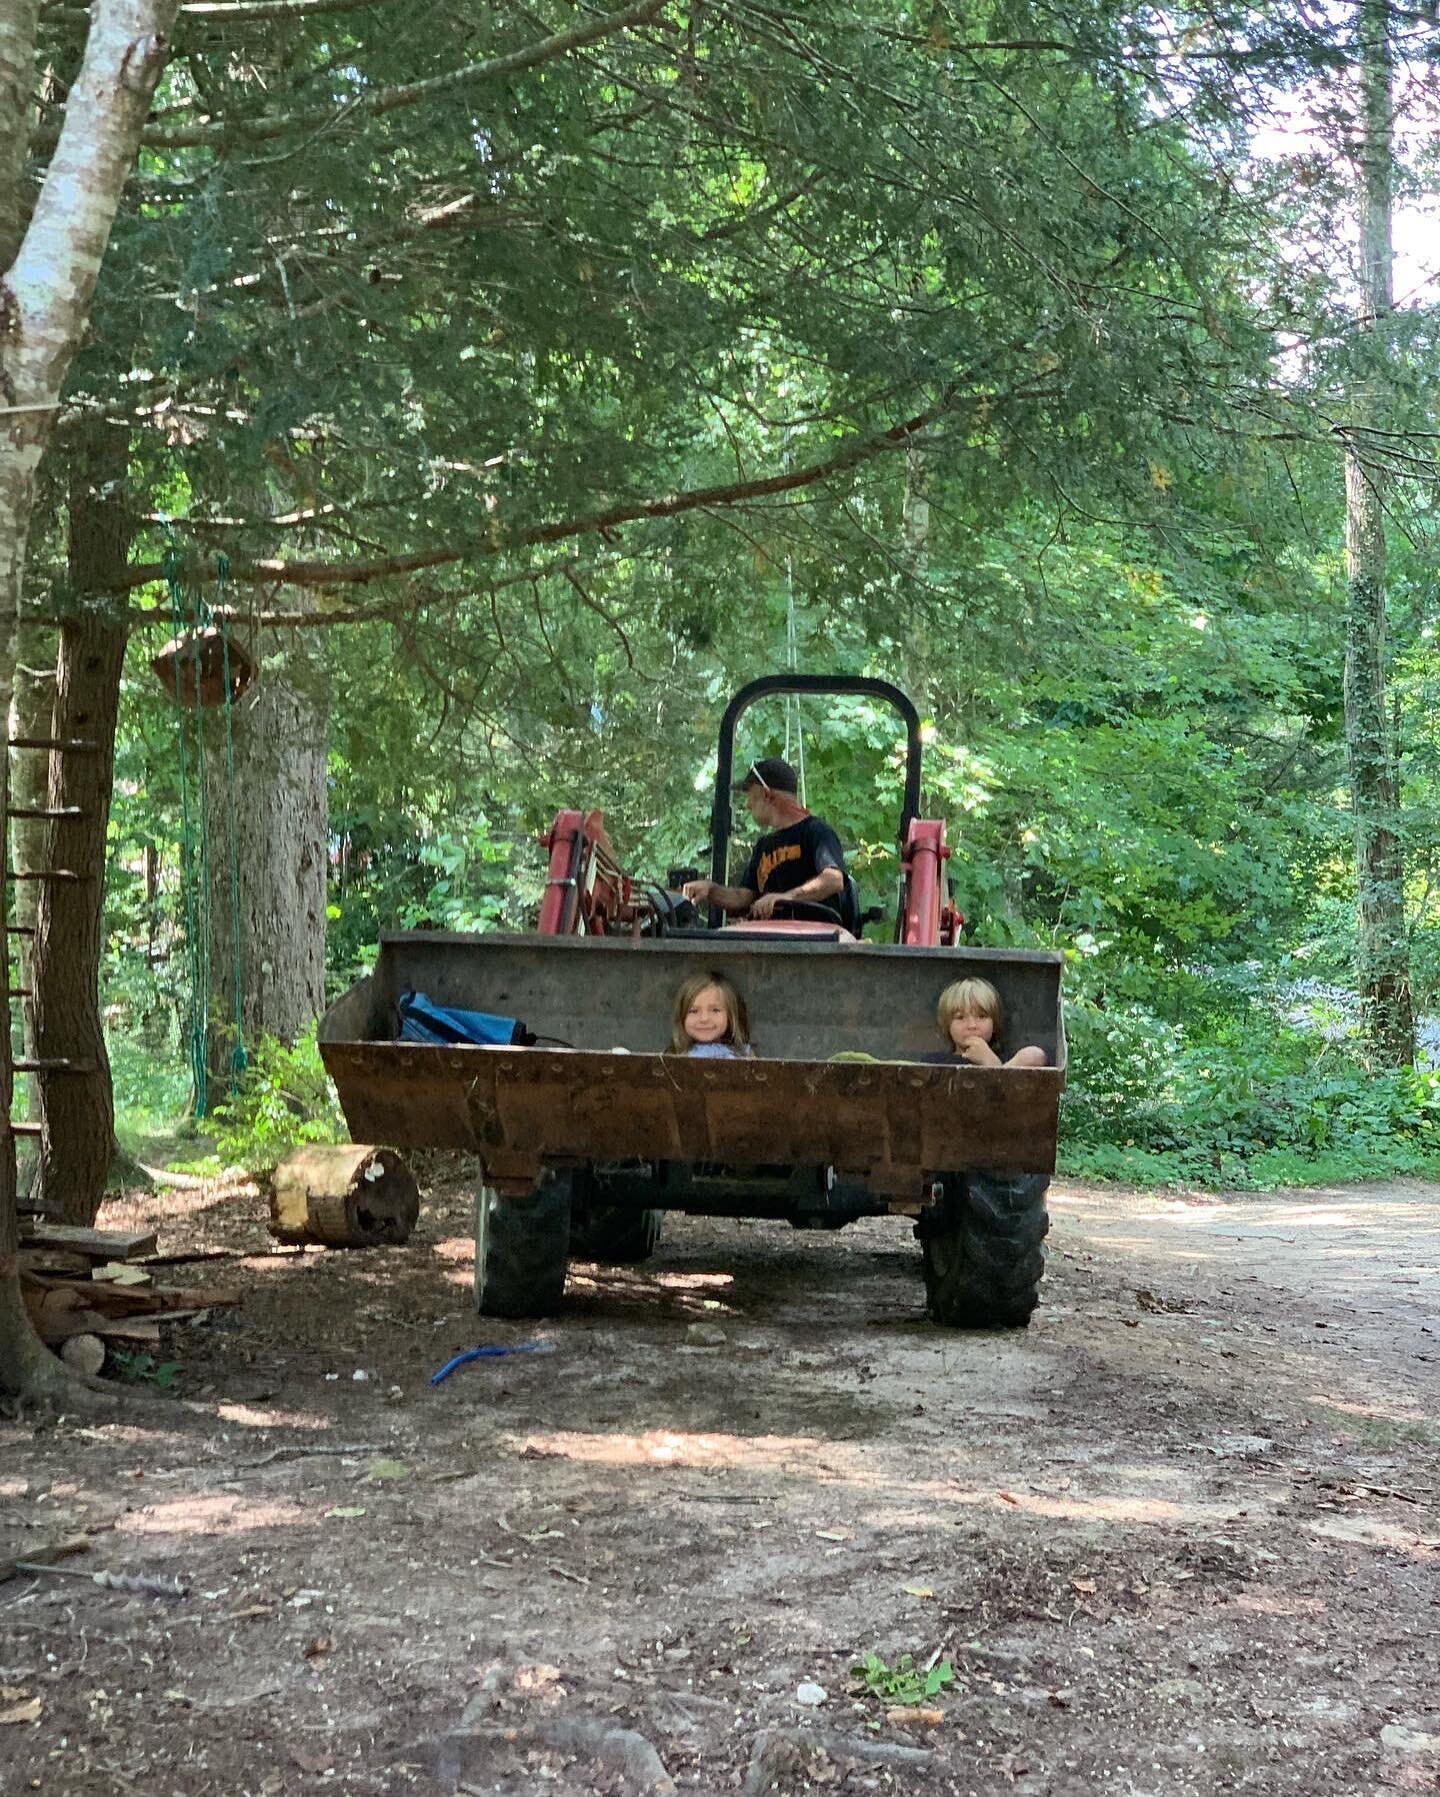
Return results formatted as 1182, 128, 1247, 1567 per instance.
398, 990, 531, 1047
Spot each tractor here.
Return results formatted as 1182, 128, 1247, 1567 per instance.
320, 675, 1066, 1326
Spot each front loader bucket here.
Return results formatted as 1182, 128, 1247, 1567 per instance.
320, 933, 1065, 1195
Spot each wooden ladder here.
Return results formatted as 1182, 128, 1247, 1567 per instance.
4, 734, 99, 1159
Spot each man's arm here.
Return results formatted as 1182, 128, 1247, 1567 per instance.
749, 865, 843, 918
682, 878, 758, 914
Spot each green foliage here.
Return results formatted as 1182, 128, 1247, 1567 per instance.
109, 1350, 181, 1392
199, 1029, 345, 1175
850, 1652, 956, 1705
1061, 975, 1440, 1189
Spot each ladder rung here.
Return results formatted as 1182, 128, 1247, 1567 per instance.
6, 807, 87, 821
7, 925, 34, 937
6, 870, 89, 883
7, 1122, 42, 1137
7, 738, 99, 753
14, 1057, 93, 1073
5, 987, 32, 999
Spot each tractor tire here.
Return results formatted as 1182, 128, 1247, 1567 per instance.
571, 1203, 663, 1265
474, 1168, 573, 1317
920, 1171, 1050, 1328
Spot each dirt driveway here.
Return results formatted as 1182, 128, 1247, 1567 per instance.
2, 1174, 1437, 1796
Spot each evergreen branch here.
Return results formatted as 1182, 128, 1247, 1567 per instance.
93, 0, 669, 149
117, 388, 984, 594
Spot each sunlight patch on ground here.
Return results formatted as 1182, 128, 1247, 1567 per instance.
1229, 1591, 1330, 1618
432, 1236, 474, 1263
1306, 1515, 1440, 1556
115, 1493, 309, 1536
508, 1427, 850, 1476
947, 1486, 1247, 1526
213, 1402, 333, 1429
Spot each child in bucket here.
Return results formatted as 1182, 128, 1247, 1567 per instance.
934, 977, 1047, 1068
670, 973, 753, 1058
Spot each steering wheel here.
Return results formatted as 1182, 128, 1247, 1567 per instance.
766, 897, 845, 926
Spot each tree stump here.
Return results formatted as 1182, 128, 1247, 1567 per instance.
269, 1146, 420, 1249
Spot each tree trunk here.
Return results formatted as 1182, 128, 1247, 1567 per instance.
31, 427, 130, 1224
0, 0, 177, 1401
1343, 0, 1414, 1066
203, 638, 328, 1097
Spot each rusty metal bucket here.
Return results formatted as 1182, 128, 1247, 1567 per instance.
319, 932, 1066, 1199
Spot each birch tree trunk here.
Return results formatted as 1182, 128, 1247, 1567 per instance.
0, 0, 177, 1402
31, 427, 131, 1224
204, 639, 328, 1096
1343, 0, 1414, 1066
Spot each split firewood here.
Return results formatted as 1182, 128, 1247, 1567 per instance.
18, 1223, 158, 1262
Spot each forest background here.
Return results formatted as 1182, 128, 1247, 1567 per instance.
9, 0, 1440, 1217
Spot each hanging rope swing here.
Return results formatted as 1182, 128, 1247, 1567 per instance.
154, 531, 250, 1116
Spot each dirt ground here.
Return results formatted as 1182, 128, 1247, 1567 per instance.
1, 1169, 1437, 1797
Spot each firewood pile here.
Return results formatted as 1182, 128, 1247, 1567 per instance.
19, 1222, 240, 1372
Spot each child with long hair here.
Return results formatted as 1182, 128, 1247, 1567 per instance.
670, 973, 752, 1058
935, 977, 1047, 1068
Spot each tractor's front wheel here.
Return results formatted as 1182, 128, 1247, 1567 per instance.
919, 1171, 1050, 1328
474, 1168, 573, 1317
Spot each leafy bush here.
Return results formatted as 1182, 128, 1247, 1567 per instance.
1061, 988, 1440, 1188
201, 1028, 345, 1173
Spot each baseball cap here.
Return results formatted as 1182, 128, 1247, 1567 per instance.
735, 756, 799, 795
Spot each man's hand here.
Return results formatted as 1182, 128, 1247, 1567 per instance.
749, 891, 781, 920
682, 878, 716, 906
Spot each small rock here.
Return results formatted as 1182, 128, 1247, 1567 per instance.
795, 1681, 827, 1707
685, 1322, 727, 1348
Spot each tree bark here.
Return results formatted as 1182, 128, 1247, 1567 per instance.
203, 635, 328, 1096
0, 0, 177, 1402
31, 428, 131, 1224
1343, 0, 1414, 1066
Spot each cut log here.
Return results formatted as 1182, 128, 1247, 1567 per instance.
18, 1223, 158, 1261
61, 1335, 106, 1377
269, 1145, 420, 1249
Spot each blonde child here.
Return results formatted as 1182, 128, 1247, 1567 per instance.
670, 973, 753, 1059
935, 977, 1047, 1068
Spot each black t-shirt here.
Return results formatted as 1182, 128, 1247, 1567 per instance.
741, 815, 845, 898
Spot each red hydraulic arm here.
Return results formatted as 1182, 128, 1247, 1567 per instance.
537, 809, 636, 936
899, 817, 962, 947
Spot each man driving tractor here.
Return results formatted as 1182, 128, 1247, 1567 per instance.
683, 755, 847, 922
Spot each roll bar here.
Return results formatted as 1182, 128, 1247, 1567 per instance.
709, 674, 923, 891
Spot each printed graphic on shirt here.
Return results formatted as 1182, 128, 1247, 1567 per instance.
741, 816, 845, 897
756, 840, 803, 890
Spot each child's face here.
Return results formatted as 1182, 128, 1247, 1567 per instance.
948, 1009, 995, 1050
684, 985, 731, 1045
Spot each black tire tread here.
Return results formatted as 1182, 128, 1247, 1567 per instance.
571, 1203, 663, 1265
921, 1170, 1050, 1328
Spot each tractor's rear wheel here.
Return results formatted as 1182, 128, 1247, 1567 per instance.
474, 1168, 573, 1317
571, 1202, 663, 1264
920, 1171, 1050, 1328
